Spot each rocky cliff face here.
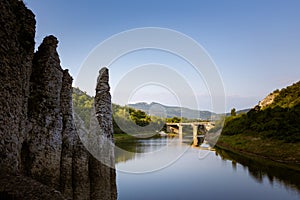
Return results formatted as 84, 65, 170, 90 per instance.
0, 0, 117, 199
0, 0, 35, 174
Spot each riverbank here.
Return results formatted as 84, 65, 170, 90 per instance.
114, 133, 136, 141
216, 134, 300, 171
114, 133, 165, 142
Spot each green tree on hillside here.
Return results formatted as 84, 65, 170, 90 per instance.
231, 108, 236, 116
128, 108, 151, 127
73, 87, 167, 134
221, 81, 300, 143
72, 87, 94, 129
166, 117, 181, 123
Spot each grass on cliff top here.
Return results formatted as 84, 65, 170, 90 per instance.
216, 134, 300, 166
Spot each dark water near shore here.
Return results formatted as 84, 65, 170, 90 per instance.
115, 136, 300, 200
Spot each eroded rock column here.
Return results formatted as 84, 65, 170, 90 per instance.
91, 67, 117, 200
0, 0, 35, 174
60, 70, 76, 198
27, 36, 63, 189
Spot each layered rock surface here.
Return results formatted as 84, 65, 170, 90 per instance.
0, 0, 117, 199
0, 0, 35, 174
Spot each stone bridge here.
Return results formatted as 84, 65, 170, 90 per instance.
166, 122, 215, 140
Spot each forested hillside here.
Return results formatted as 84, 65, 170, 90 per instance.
222, 81, 300, 143
72, 87, 94, 128
72, 88, 163, 134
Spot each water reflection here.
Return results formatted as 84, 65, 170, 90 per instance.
115, 134, 300, 197
215, 147, 300, 193
115, 135, 193, 173
115, 135, 192, 164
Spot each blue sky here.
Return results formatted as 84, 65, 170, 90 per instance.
25, 0, 300, 112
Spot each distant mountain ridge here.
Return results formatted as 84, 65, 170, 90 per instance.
128, 102, 217, 120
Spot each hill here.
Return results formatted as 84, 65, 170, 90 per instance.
128, 102, 217, 120
72, 88, 161, 135
217, 80, 300, 166
221, 81, 300, 142
225, 108, 251, 116
72, 87, 94, 128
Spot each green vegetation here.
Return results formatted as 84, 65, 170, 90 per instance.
230, 108, 236, 116
217, 134, 300, 165
72, 87, 165, 138
166, 116, 181, 123
217, 81, 300, 164
269, 82, 300, 109
73, 87, 209, 141
222, 105, 300, 142
72, 87, 94, 129
128, 107, 151, 127
112, 104, 165, 135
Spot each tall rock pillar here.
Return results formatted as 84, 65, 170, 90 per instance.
27, 36, 63, 189
90, 67, 117, 200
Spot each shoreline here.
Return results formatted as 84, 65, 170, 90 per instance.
215, 135, 300, 172
114, 133, 163, 142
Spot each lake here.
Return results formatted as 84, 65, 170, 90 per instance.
115, 136, 300, 200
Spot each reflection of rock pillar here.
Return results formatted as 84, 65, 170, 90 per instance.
192, 124, 198, 146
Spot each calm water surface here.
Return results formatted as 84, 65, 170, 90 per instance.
115, 136, 300, 200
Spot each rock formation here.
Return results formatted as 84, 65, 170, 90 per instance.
0, 0, 35, 174
90, 68, 117, 200
27, 35, 63, 189
95, 68, 114, 141
0, 0, 117, 199
60, 70, 78, 198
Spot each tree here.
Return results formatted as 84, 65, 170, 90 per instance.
166, 117, 181, 123
128, 108, 151, 127
231, 108, 236, 116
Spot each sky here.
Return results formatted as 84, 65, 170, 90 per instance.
25, 0, 300, 113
